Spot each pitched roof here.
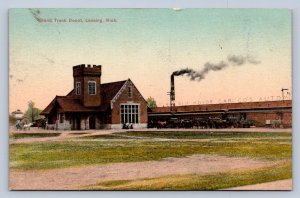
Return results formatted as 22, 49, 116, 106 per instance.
40, 96, 57, 115
11, 109, 23, 114
41, 80, 127, 115
101, 80, 127, 106
56, 97, 107, 112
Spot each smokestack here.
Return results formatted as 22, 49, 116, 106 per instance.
170, 74, 175, 113
171, 74, 175, 101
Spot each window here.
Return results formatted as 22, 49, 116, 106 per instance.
121, 104, 139, 124
128, 86, 132, 97
88, 81, 96, 95
76, 82, 81, 95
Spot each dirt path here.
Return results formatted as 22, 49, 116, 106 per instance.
10, 154, 280, 190
225, 179, 292, 190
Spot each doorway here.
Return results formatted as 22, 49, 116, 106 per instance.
72, 116, 81, 130
89, 116, 96, 129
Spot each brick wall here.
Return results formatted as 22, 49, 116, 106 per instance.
73, 64, 102, 107
111, 81, 148, 124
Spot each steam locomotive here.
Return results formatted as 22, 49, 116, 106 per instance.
147, 114, 254, 129
147, 74, 255, 129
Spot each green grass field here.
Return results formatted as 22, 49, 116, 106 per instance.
82, 131, 291, 140
115, 130, 291, 139
9, 131, 292, 190
10, 131, 291, 170
9, 133, 61, 139
85, 162, 292, 190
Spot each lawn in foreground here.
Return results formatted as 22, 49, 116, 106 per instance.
84, 161, 291, 190
82, 131, 291, 141
9, 133, 61, 139
112, 131, 291, 139
10, 131, 291, 171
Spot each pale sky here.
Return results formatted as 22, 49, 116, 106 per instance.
9, 8, 292, 112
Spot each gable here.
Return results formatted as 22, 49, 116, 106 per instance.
110, 79, 147, 109
40, 97, 58, 115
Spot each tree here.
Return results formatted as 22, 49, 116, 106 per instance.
147, 96, 157, 108
24, 101, 43, 123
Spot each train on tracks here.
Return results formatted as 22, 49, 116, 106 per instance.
147, 111, 255, 129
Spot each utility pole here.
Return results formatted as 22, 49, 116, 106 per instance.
281, 88, 288, 102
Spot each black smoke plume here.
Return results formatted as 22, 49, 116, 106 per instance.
172, 54, 260, 81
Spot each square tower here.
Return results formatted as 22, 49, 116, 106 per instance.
73, 64, 102, 106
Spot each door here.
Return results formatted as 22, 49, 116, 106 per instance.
72, 116, 81, 130
89, 116, 96, 129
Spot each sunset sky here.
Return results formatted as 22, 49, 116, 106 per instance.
9, 8, 292, 112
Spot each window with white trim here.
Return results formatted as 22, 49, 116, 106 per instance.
88, 81, 96, 95
121, 104, 139, 124
76, 82, 81, 95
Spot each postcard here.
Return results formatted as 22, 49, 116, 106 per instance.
9, 8, 292, 190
